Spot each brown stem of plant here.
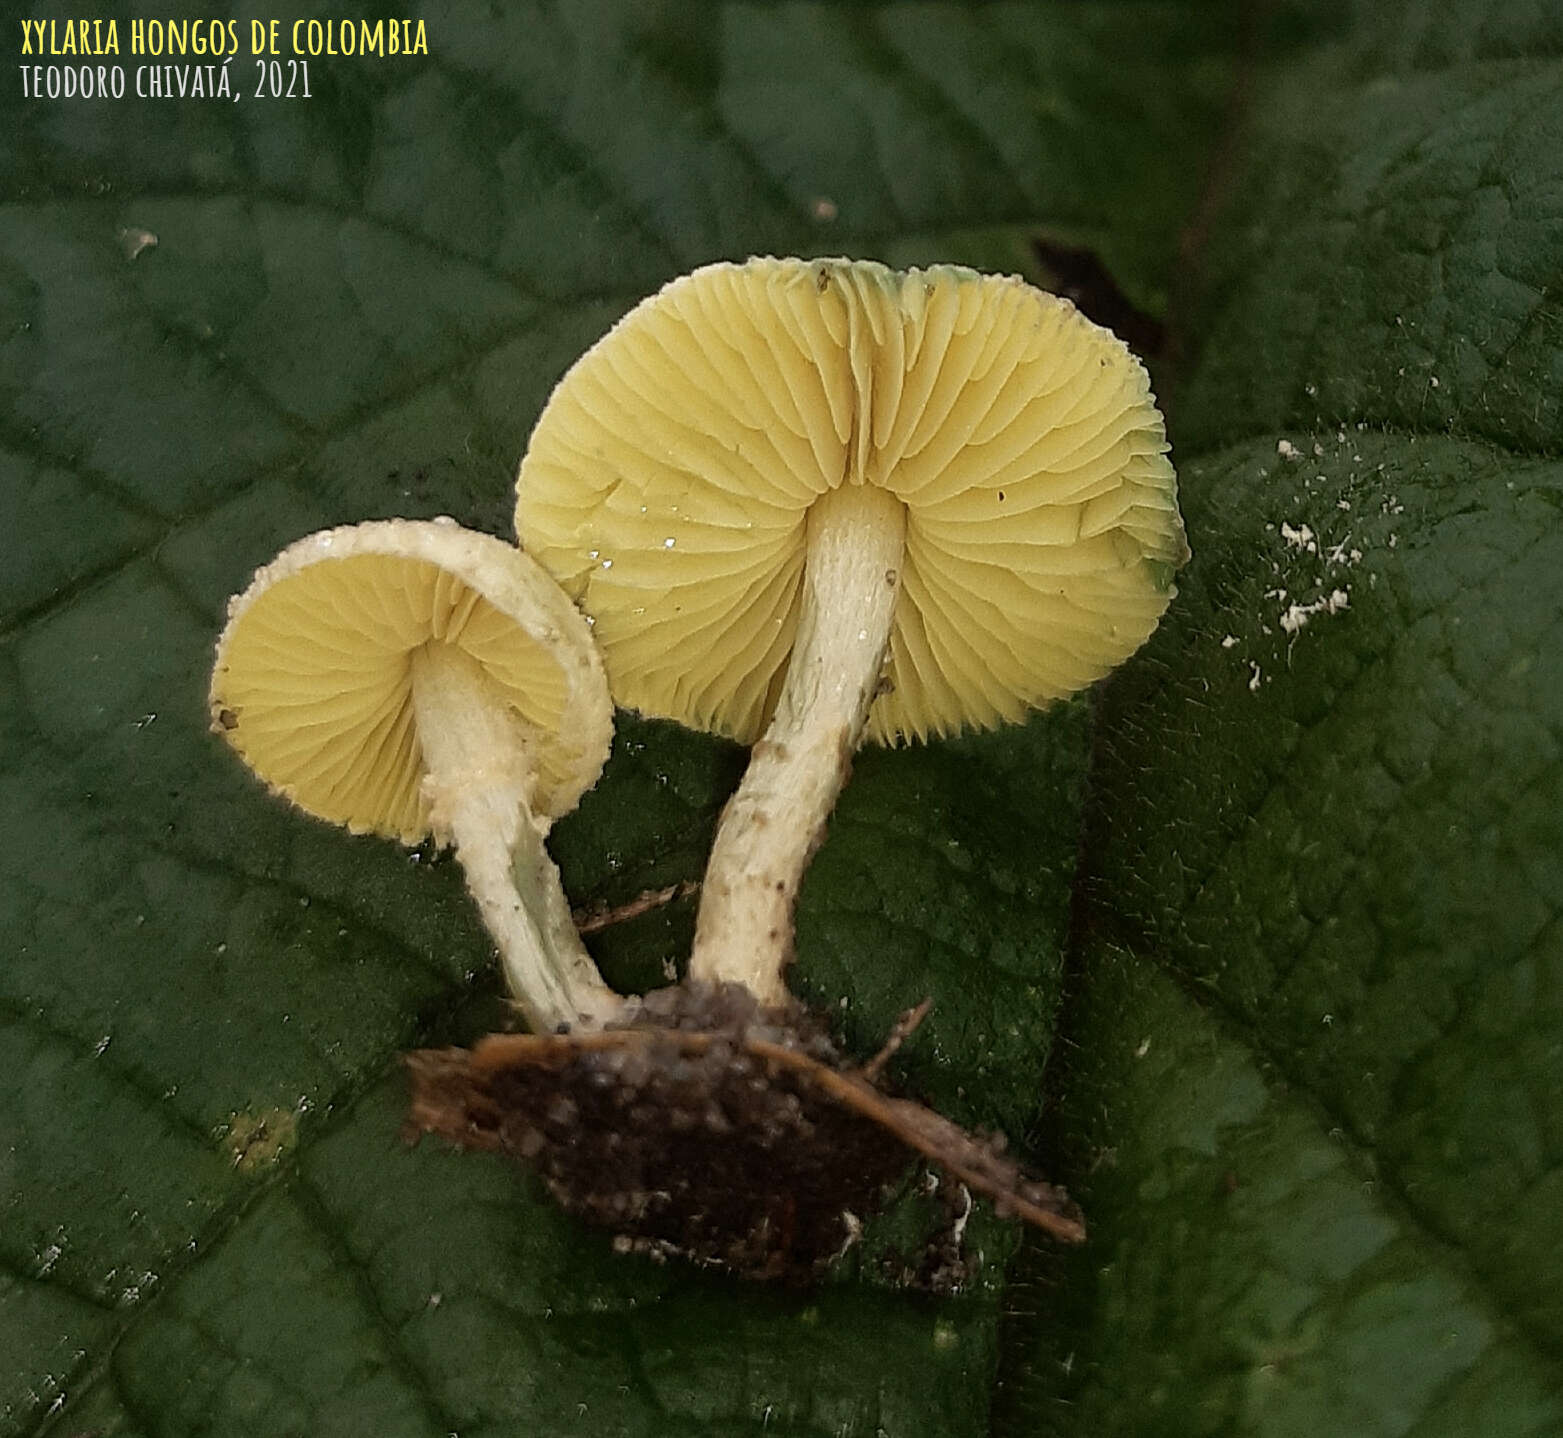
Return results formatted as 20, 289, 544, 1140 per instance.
573, 879, 700, 935
859, 996, 933, 1083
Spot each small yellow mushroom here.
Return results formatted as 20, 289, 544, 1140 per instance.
210, 518, 622, 1033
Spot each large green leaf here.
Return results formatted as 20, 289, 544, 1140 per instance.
0, 3, 1236, 1435
993, 4, 1563, 1434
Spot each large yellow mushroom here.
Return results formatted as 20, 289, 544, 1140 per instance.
210, 518, 623, 1034
517, 257, 1187, 1005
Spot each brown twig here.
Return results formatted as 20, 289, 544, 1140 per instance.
859, 996, 933, 1083
573, 879, 699, 934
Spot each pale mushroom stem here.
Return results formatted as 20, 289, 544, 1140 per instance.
409, 642, 624, 1033
690, 482, 906, 1004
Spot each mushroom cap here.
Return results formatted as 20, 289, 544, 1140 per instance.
516, 256, 1188, 745
209, 519, 612, 844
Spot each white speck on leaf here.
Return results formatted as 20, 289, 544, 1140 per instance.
1280, 588, 1350, 636
948, 1185, 974, 1247
1325, 536, 1362, 569
118, 225, 158, 260
1280, 522, 1317, 553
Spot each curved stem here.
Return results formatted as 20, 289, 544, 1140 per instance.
689, 483, 906, 1004
410, 641, 624, 1032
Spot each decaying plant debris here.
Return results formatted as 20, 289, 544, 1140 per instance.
405, 984, 1085, 1284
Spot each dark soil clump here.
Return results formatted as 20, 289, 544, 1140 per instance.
405, 984, 1083, 1284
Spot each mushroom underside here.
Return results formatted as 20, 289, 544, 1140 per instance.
517, 256, 1186, 748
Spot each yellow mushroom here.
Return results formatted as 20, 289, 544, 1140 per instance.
210, 518, 623, 1033
517, 258, 1188, 1004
